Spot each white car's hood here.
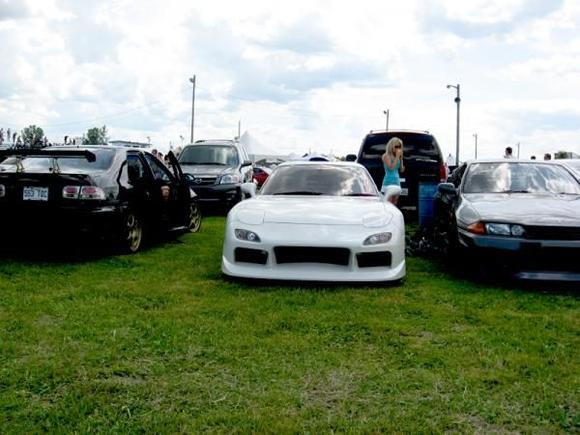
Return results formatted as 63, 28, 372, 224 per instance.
234, 196, 393, 227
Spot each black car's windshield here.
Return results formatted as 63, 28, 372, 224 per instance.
260, 164, 379, 196
463, 162, 580, 194
0, 148, 116, 173
178, 145, 239, 166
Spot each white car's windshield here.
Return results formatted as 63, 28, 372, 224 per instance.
463, 162, 580, 194
261, 165, 378, 196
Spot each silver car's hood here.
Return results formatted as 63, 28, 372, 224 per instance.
464, 193, 580, 226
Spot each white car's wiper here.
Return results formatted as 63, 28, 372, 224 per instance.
273, 191, 324, 195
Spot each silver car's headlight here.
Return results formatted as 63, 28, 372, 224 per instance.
235, 229, 261, 242
485, 223, 511, 236
363, 232, 392, 245
485, 223, 526, 237
220, 174, 241, 184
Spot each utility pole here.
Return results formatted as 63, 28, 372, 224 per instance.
473, 133, 478, 160
237, 119, 241, 140
447, 84, 461, 165
189, 75, 196, 143
383, 109, 390, 131
517, 142, 520, 158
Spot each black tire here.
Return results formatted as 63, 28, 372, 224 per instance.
187, 202, 202, 233
121, 211, 143, 253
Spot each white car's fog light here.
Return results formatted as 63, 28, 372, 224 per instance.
235, 229, 261, 242
510, 225, 525, 237
363, 232, 392, 245
485, 223, 511, 236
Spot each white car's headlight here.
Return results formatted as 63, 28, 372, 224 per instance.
235, 228, 261, 242
363, 232, 392, 245
220, 174, 241, 184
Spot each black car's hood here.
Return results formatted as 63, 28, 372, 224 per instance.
464, 193, 580, 226
179, 164, 235, 176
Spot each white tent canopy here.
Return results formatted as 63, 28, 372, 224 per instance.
238, 131, 287, 160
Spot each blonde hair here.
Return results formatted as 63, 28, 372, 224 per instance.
386, 137, 403, 156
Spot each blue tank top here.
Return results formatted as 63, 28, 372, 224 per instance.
383, 158, 400, 186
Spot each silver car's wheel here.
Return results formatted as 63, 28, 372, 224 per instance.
187, 202, 202, 233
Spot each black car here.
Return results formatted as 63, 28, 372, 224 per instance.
352, 130, 447, 211
178, 140, 253, 211
434, 159, 580, 281
0, 146, 201, 253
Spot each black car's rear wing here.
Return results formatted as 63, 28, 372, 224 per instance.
0, 149, 96, 162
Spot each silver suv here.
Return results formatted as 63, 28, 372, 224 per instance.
178, 140, 253, 211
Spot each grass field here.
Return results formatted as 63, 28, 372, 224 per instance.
0, 217, 578, 433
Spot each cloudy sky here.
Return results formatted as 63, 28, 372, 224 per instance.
0, 0, 579, 159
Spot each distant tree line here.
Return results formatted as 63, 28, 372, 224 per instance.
0, 125, 109, 148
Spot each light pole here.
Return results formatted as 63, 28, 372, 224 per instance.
473, 133, 478, 160
447, 84, 460, 165
517, 142, 520, 159
383, 109, 389, 131
189, 75, 196, 143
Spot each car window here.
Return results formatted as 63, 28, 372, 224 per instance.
0, 148, 115, 173
144, 154, 173, 183
359, 132, 441, 161
178, 145, 239, 166
463, 162, 580, 194
261, 165, 378, 196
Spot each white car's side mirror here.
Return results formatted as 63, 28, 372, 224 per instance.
241, 182, 257, 198
382, 185, 401, 201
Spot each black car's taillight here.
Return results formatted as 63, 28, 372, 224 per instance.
62, 185, 106, 200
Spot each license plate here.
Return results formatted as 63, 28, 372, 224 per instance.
400, 188, 408, 196
23, 186, 49, 201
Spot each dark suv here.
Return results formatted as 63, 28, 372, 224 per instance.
178, 140, 253, 211
353, 130, 447, 210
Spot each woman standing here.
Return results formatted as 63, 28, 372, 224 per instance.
381, 137, 405, 205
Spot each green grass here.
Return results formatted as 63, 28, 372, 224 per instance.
0, 217, 578, 433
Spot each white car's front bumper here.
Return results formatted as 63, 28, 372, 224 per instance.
221, 222, 405, 283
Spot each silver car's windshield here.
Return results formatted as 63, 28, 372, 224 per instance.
178, 145, 239, 166
463, 162, 580, 194
260, 165, 379, 196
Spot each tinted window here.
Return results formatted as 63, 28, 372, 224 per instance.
0, 148, 115, 173
144, 154, 172, 182
360, 132, 441, 161
261, 165, 378, 196
178, 145, 239, 166
463, 163, 580, 194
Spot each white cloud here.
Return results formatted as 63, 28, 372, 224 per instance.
0, 0, 578, 158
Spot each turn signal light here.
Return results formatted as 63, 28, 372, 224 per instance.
467, 222, 486, 235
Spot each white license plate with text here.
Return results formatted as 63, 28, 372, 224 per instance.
23, 186, 49, 201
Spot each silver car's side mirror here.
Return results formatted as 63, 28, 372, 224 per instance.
241, 182, 257, 198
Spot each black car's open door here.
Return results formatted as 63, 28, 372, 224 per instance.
166, 151, 199, 230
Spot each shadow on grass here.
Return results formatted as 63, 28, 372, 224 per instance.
221, 273, 403, 292
0, 233, 185, 265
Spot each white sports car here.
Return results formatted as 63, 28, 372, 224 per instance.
221, 161, 405, 283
